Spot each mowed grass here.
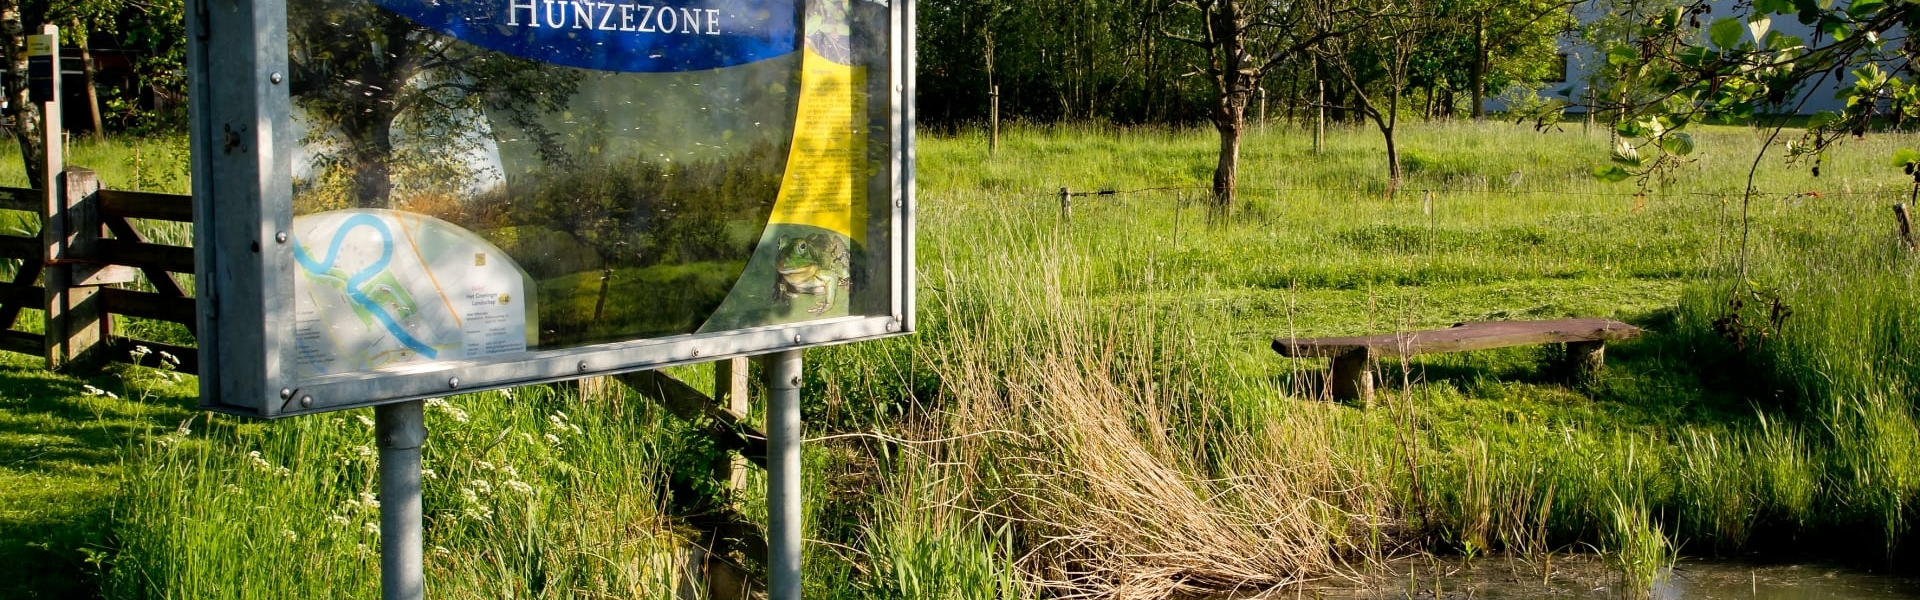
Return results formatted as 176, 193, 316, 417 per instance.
0, 121, 1917, 598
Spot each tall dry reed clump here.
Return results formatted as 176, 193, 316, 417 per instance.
899, 199, 1397, 598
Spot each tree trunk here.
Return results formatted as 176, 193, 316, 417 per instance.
2, 4, 45, 191
1207, 0, 1253, 210
350, 123, 395, 209
1213, 101, 1243, 208
1384, 123, 1401, 192
1388, 77, 1403, 189
1470, 13, 1487, 120
76, 23, 102, 142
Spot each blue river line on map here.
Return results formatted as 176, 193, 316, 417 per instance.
292, 214, 441, 359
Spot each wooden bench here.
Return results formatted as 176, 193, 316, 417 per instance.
1271, 318, 1642, 404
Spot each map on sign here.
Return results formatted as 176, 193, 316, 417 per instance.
292, 209, 537, 379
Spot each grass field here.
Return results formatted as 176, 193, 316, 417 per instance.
1, 121, 1917, 598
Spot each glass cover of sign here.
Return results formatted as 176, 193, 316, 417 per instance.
281, 0, 898, 382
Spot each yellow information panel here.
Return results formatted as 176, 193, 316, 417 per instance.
770, 50, 868, 245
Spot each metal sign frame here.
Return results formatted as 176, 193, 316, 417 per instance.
188, 0, 916, 418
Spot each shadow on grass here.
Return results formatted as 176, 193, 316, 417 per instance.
0, 353, 194, 598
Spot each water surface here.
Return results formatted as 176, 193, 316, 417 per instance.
1314, 556, 1920, 599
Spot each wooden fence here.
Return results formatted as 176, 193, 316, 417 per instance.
0, 168, 198, 373
0, 166, 776, 596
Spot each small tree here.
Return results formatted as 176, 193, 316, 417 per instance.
1320, 0, 1425, 194
1162, 0, 1376, 209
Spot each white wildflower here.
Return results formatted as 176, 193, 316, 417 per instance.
421, 468, 439, 480
354, 414, 374, 428
476, 460, 496, 471
247, 450, 272, 472
432, 546, 452, 557
469, 479, 492, 496
544, 433, 562, 446
328, 515, 351, 527
281, 529, 299, 542
81, 384, 103, 396
358, 491, 380, 509
502, 479, 534, 495
463, 505, 494, 522
159, 351, 180, 366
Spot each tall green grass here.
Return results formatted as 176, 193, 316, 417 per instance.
11, 121, 1920, 598
104, 383, 703, 598
814, 120, 1920, 595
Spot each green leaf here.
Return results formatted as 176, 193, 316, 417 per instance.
1660, 132, 1697, 156
1594, 165, 1633, 183
1822, 17, 1850, 41
1608, 44, 1639, 66
1710, 17, 1745, 48
1755, 0, 1795, 13
1893, 149, 1920, 168
1612, 141, 1645, 167
1807, 111, 1841, 128
1748, 15, 1772, 42
1848, 0, 1885, 19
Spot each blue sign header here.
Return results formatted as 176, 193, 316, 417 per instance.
375, 0, 800, 72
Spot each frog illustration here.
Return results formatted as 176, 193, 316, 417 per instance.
773, 233, 852, 315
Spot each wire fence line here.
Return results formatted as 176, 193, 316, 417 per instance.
1027, 184, 1906, 201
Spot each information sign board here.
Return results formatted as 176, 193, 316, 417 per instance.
189, 0, 915, 417
26, 34, 53, 103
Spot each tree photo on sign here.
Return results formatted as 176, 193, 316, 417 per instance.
288, 0, 582, 213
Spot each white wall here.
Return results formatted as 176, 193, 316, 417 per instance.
1488, 0, 1891, 116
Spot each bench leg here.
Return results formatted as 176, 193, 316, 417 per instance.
1331, 349, 1374, 405
1566, 340, 1605, 384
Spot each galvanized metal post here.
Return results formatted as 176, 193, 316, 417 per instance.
764, 350, 804, 600
376, 401, 427, 600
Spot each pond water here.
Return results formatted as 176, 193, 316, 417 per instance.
1312, 555, 1920, 599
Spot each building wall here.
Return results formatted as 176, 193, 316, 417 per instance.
1489, 0, 1888, 116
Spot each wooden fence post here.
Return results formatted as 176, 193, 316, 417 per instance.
1059, 187, 1072, 223
714, 357, 753, 493
44, 168, 109, 371
1258, 87, 1268, 134
989, 85, 1000, 156
1314, 79, 1326, 154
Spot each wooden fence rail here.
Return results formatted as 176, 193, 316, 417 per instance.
0, 169, 197, 373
